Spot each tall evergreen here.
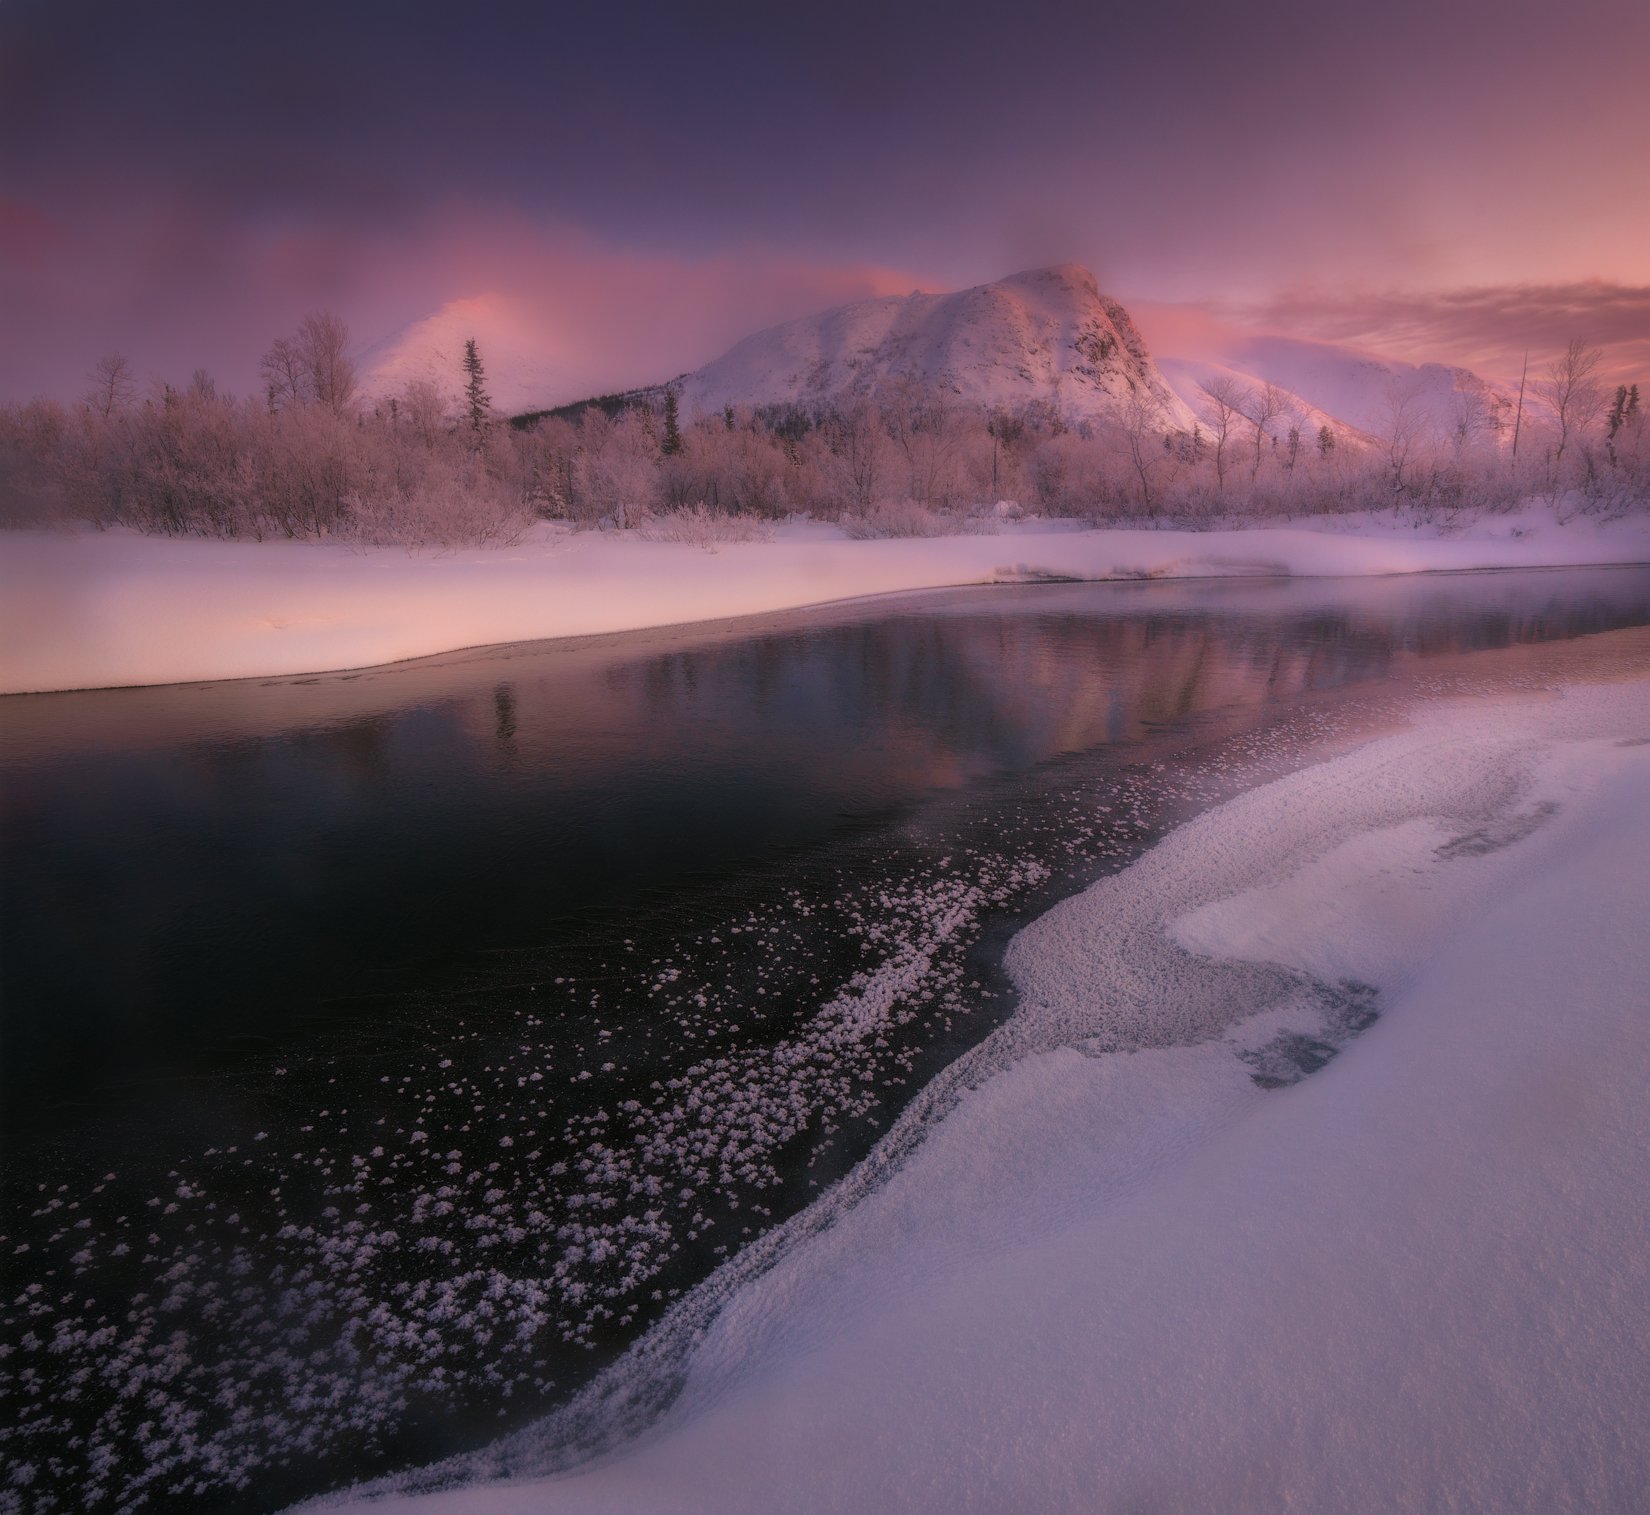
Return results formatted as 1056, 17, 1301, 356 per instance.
662, 388, 682, 455
1607, 385, 1628, 439
463, 339, 491, 433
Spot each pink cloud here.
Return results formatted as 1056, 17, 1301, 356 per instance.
0, 191, 926, 404
1215, 284, 1650, 385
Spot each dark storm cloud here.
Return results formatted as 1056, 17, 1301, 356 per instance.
3, 0, 1647, 399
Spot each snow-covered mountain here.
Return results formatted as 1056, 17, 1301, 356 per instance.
359, 268, 1510, 445
359, 266, 1198, 432
654, 265, 1197, 431
1159, 335, 1512, 446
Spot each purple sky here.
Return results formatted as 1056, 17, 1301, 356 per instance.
3, 0, 1648, 403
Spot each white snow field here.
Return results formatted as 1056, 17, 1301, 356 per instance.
314, 671, 1650, 1515
5, 510, 1649, 693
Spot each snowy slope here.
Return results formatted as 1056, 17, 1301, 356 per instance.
357, 295, 590, 417
659, 265, 1198, 431
361, 271, 1511, 445
1161, 334, 1514, 446
1158, 354, 1351, 441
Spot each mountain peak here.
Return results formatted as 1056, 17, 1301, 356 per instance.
999, 263, 1101, 295
660, 266, 1194, 430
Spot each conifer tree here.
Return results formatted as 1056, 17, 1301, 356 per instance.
463, 339, 491, 433
662, 388, 683, 455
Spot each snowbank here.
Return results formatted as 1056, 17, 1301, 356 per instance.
5, 510, 1648, 693
317, 676, 1650, 1515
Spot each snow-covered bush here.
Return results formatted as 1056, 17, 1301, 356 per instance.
838, 499, 997, 539
639, 504, 774, 548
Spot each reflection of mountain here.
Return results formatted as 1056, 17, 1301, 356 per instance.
8, 573, 1648, 1514
18, 575, 1636, 1108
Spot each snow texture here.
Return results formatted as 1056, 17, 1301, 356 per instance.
654, 265, 1197, 431
357, 268, 1509, 449
6, 510, 1649, 694
1160, 332, 1512, 444
315, 677, 1650, 1515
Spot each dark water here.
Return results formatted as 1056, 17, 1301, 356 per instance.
3, 567, 1648, 1512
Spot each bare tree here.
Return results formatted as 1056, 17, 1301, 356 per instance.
1196, 376, 1246, 490
260, 337, 307, 412
295, 313, 358, 418
1240, 381, 1290, 481
399, 378, 451, 448
1379, 376, 1431, 496
1534, 339, 1605, 462
883, 378, 965, 506
85, 353, 136, 418
822, 401, 890, 511
1117, 389, 1170, 510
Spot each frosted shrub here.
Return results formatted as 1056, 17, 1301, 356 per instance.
342, 469, 534, 549
839, 499, 996, 539
639, 504, 774, 548
658, 422, 794, 518
572, 409, 660, 527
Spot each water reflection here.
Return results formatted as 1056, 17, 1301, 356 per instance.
4, 568, 1649, 1127
4, 568, 1650, 1513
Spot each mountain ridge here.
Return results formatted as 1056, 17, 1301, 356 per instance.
360, 266, 1511, 445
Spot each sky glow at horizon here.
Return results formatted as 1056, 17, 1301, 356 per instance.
2, 0, 1647, 402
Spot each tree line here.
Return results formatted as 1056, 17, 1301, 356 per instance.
3, 318, 1644, 544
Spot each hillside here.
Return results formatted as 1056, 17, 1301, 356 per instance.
656, 265, 1197, 431
1160, 334, 1512, 446
360, 269, 1511, 446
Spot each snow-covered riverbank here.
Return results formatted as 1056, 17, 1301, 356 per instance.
5, 510, 1649, 693
316, 671, 1650, 1515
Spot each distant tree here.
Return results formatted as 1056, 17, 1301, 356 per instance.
1379, 376, 1431, 495
85, 353, 136, 418
1606, 383, 1641, 438
1241, 381, 1290, 481
401, 378, 451, 448
1196, 376, 1246, 490
260, 312, 356, 416
822, 400, 889, 511
1534, 339, 1605, 462
462, 339, 492, 433
260, 336, 306, 412
661, 388, 683, 456
295, 313, 357, 417
723, 403, 736, 433
1605, 383, 1643, 464
1317, 424, 1336, 457
1116, 389, 1170, 509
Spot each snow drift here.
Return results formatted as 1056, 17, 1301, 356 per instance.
313, 665, 1650, 1515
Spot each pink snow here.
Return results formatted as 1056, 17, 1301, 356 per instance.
5, 512, 1648, 694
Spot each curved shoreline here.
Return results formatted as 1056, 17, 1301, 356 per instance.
4, 517, 1649, 695
314, 670, 1650, 1515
